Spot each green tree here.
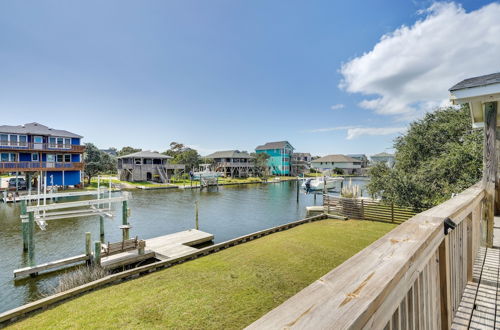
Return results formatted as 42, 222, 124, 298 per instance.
163, 142, 201, 171
118, 146, 142, 157
84, 143, 117, 184
251, 152, 270, 177
367, 105, 483, 210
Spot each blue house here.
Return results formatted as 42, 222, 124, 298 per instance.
255, 141, 294, 176
0, 123, 85, 187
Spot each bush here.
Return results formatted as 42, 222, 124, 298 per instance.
52, 265, 109, 294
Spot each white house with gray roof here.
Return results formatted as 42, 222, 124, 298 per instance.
311, 154, 362, 175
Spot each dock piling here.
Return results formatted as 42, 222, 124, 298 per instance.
99, 216, 105, 242
94, 241, 101, 266
21, 200, 28, 252
122, 200, 128, 226
195, 201, 199, 230
296, 180, 299, 203
28, 212, 35, 266
85, 232, 92, 264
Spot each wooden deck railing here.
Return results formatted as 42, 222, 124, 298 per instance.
0, 162, 84, 172
0, 142, 85, 153
323, 195, 421, 223
248, 183, 485, 329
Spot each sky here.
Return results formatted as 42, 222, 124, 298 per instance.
1, 0, 499, 156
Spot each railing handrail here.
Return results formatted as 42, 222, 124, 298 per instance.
247, 183, 484, 329
0, 141, 85, 152
0, 161, 84, 171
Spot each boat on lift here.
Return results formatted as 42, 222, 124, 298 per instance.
190, 164, 222, 180
302, 176, 343, 192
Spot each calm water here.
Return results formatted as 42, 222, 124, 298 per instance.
0, 178, 368, 313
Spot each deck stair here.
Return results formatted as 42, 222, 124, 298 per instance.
156, 166, 169, 183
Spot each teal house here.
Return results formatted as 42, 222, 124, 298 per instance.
255, 141, 294, 176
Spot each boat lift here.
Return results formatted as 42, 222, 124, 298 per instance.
19, 176, 131, 268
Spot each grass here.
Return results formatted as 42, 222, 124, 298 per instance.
9, 219, 396, 329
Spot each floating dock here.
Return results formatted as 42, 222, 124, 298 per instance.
101, 229, 214, 269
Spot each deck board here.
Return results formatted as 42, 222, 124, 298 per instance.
451, 247, 499, 329
100, 229, 214, 268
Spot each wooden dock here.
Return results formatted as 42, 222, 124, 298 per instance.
101, 229, 214, 269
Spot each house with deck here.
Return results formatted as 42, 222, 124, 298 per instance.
0, 122, 85, 188
310, 154, 362, 175
204, 150, 254, 178
117, 150, 184, 183
255, 141, 294, 176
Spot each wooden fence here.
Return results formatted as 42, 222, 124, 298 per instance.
248, 183, 485, 329
323, 195, 421, 223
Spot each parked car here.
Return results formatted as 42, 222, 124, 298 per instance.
8, 178, 27, 190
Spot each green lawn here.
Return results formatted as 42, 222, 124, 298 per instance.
9, 220, 396, 329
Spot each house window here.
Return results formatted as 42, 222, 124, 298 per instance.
56, 154, 64, 162
32, 153, 39, 161
64, 138, 71, 148
0, 134, 7, 146
64, 154, 71, 162
1, 153, 16, 162
49, 137, 56, 147
9, 135, 18, 146
19, 135, 27, 146
144, 159, 153, 164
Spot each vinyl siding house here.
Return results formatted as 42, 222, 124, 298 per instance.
311, 154, 362, 175
371, 152, 395, 168
255, 141, 294, 176
291, 152, 312, 176
0, 122, 84, 187
117, 150, 185, 183
204, 150, 254, 178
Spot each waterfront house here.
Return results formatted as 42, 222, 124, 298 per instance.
310, 154, 362, 175
0, 122, 85, 188
370, 152, 395, 167
291, 152, 312, 176
347, 154, 368, 168
204, 150, 254, 178
117, 150, 184, 183
255, 141, 294, 176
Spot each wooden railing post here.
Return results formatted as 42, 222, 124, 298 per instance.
438, 236, 451, 330
483, 101, 497, 247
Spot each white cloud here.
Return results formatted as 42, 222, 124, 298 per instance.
306, 125, 406, 139
340, 2, 500, 118
330, 104, 345, 110
346, 127, 406, 140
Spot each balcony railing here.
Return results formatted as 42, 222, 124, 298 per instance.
216, 162, 254, 167
118, 163, 185, 170
0, 161, 84, 172
0, 142, 85, 153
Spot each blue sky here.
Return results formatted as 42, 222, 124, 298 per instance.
0, 0, 498, 156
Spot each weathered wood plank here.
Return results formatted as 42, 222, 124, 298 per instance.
14, 254, 90, 278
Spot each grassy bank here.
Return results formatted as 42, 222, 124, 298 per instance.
9, 219, 396, 329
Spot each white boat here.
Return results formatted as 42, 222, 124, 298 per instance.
191, 164, 222, 180
302, 176, 343, 192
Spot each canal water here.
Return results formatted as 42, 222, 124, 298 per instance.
0, 178, 369, 313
